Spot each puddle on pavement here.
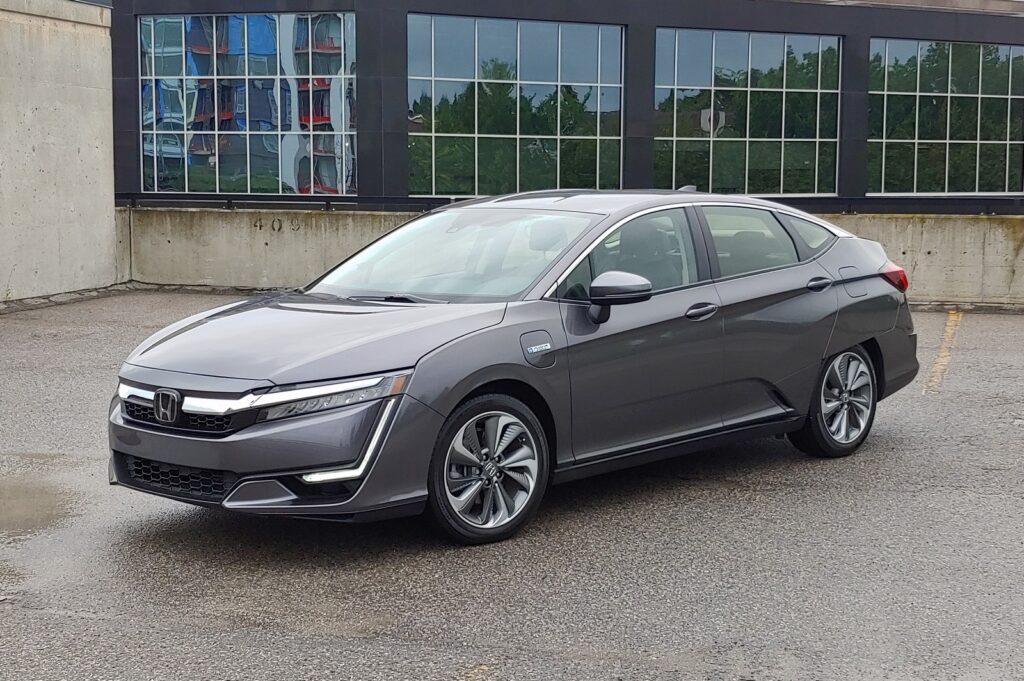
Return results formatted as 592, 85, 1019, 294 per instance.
0, 478, 71, 540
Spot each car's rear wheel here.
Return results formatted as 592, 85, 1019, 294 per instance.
427, 394, 549, 544
789, 346, 877, 458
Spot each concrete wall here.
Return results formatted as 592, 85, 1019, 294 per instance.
125, 207, 1024, 306
0, 0, 117, 301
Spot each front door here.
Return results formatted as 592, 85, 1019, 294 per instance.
556, 208, 725, 461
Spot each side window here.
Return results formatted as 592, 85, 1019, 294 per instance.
780, 214, 837, 257
702, 206, 799, 278
558, 208, 700, 299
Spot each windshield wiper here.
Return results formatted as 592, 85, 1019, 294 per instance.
348, 293, 450, 304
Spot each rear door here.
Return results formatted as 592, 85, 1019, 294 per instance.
696, 205, 839, 426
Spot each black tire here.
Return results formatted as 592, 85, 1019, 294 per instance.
427, 394, 550, 545
789, 345, 877, 459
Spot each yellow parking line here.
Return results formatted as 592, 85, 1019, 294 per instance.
923, 309, 964, 394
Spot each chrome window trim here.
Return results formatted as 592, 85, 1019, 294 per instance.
117, 375, 385, 416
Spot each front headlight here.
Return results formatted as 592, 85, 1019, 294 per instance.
256, 372, 410, 423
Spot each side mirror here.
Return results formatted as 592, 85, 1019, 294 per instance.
587, 271, 653, 323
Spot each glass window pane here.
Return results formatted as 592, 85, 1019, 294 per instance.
279, 78, 310, 132
478, 19, 517, 80
703, 207, 798, 275
714, 90, 747, 139
408, 79, 432, 133
868, 94, 884, 139
655, 88, 674, 137
919, 42, 950, 94
185, 16, 214, 76
186, 133, 216, 191
519, 84, 558, 136
1012, 47, 1024, 96
249, 133, 280, 193
140, 17, 154, 78
676, 140, 710, 192
520, 22, 558, 82
247, 79, 277, 131
310, 14, 347, 76
217, 79, 247, 131
310, 78, 349, 132
882, 142, 914, 193
560, 139, 598, 188
869, 38, 885, 92
1009, 144, 1023, 190
748, 141, 781, 194
714, 31, 749, 88
979, 97, 1009, 140
749, 91, 782, 139
712, 138, 745, 191
153, 16, 184, 77
312, 134, 344, 193
786, 34, 820, 90
600, 26, 622, 84
218, 134, 248, 192
155, 79, 185, 130
819, 92, 838, 139
655, 29, 676, 86
599, 139, 620, 189
868, 141, 882, 192
886, 39, 918, 92
408, 15, 432, 78
156, 133, 185, 191
678, 30, 713, 88
519, 138, 558, 190
344, 14, 356, 76
280, 15, 310, 77
784, 91, 817, 138
916, 143, 946, 192
783, 141, 815, 192
409, 135, 432, 194
140, 80, 155, 130
434, 80, 475, 134
599, 87, 621, 137
478, 137, 517, 194
560, 24, 599, 83
434, 136, 475, 194
978, 143, 1007, 191
654, 139, 674, 188
142, 133, 156, 190
817, 142, 837, 193
885, 95, 916, 140
185, 79, 215, 132
947, 143, 978, 191
478, 81, 516, 135
820, 37, 840, 90
560, 85, 597, 136
949, 97, 979, 140
749, 33, 784, 89
676, 88, 711, 138
280, 134, 311, 194
950, 43, 981, 94
981, 45, 1011, 96
216, 16, 246, 77
434, 16, 475, 79
1011, 99, 1024, 141
918, 95, 948, 140
246, 15, 278, 76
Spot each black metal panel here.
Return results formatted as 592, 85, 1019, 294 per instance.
111, 0, 1024, 213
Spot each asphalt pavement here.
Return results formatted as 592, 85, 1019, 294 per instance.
1, 292, 1022, 680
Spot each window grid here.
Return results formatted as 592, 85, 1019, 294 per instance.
869, 38, 1024, 195
139, 14, 356, 195
654, 28, 841, 197
408, 15, 624, 197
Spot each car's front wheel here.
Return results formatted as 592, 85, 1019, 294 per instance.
790, 346, 877, 458
427, 395, 549, 544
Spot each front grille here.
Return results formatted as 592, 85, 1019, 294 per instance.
121, 453, 237, 502
122, 399, 235, 433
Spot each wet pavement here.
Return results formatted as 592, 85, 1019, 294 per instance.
1, 292, 1023, 680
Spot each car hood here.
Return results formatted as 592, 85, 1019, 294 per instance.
125, 293, 507, 384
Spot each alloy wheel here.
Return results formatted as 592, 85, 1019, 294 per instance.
443, 411, 539, 529
820, 352, 874, 445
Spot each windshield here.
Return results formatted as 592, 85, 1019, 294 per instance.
310, 208, 599, 302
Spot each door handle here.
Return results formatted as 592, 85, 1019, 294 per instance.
684, 302, 719, 320
807, 277, 833, 292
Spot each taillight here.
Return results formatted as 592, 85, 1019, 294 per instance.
879, 260, 909, 292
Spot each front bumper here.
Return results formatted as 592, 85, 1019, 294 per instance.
108, 392, 443, 519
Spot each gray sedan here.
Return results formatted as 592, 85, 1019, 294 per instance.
108, 191, 919, 544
